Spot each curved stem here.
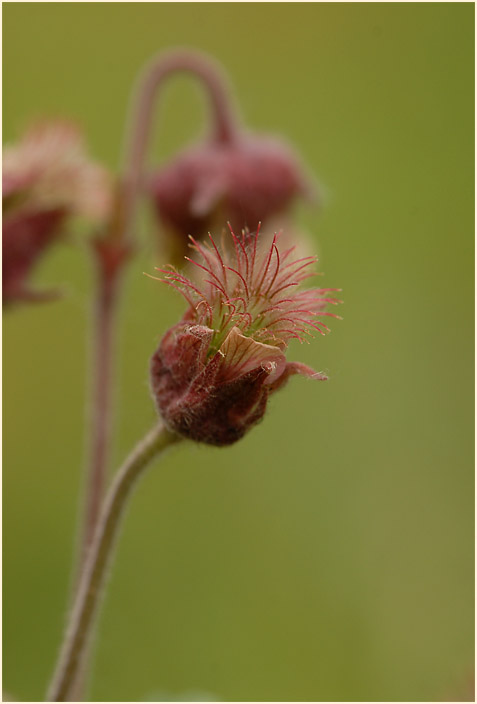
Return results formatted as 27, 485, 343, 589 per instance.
47, 424, 181, 702
119, 48, 240, 247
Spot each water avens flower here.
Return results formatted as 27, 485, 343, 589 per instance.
150, 226, 341, 446
3, 121, 111, 304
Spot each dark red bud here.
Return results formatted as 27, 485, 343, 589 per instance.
150, 323, 273, 446
148, 134, 315, 263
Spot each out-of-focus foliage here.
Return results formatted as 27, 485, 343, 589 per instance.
3, 3, 474, 702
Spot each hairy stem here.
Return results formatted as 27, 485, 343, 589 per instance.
47, 424, 181, 702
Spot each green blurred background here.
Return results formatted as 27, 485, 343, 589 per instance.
3, 3, 474, 702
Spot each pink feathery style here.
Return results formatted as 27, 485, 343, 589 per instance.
150, 225, 341, 446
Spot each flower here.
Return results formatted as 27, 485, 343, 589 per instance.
148, 133, 315, 265
3, 121, 112, 304
150, 225, 341, 446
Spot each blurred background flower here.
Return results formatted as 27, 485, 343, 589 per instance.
3, 121, 111, 220
149, 133, 314, 265
3, 121, 111, 303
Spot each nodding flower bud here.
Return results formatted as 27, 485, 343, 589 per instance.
3, 121, 112, 305
149, 225, 341, 446
148, 133, 315, 265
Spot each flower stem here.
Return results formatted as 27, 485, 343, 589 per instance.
81, 253, 120, 565
47, 423, 181, 702
119, 47, 240, 246
69, 49, 238, 699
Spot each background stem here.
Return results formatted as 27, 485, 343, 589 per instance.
81, 256, 120, 565
47, 424, 181, 702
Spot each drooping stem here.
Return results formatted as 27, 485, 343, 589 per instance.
119, 48, 240, 248
47, 424, 182, 702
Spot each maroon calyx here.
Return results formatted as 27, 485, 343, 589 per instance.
2, 208, 66, 305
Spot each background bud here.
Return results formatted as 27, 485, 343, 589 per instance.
148, 133, 316, 265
